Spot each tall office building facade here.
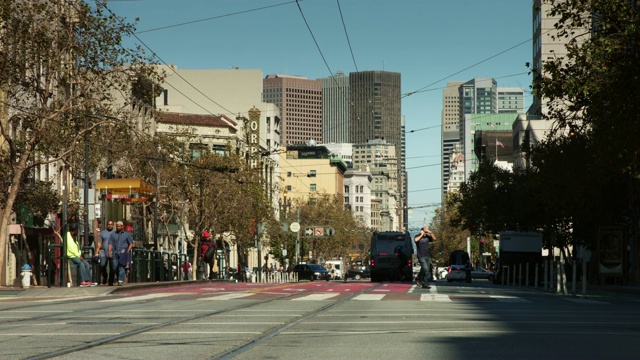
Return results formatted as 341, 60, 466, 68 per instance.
321, 71, 350, 143
263, 74, 322, 146
349, 71, 404, 230
442, 78, 525, 200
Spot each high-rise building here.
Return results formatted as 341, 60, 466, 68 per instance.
441, 81, 463, 202
321, 71, 350, 143
263, 74, 322, 146
349, 71, 404, 230
498, 88, 525, 114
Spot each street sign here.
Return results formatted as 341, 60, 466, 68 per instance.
290, 222, 300, 232
304, 227, 314, 236
326, 227, 335, 236
315, 227, 324, 236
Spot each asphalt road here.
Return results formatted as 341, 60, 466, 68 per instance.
1, 280, 639, 360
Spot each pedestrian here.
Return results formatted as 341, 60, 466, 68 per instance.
95, 220, 115, 285
66, 224, 96, 287
464, 260, 472, 283
181, 260, 192, 280
414, 226, 437, 289
108, 221, 133, 286
199, 231, 216, 280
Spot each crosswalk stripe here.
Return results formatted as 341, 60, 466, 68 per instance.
293, 293, 339, 301
98, 293, 174, 302
420, 294, 452, 302
198, 293, 255, 300
353, 294, 385, 301
490, 295, 530, 303
562, 297, 607, 305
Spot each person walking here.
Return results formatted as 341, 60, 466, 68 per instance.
66, 224, 96, 287
199, 231, 216, 280
95, 220, 115, 285
414, 226, 437, 289
108, 221, 134, 286
464, 260, 473, 283
181, 260, 192, 280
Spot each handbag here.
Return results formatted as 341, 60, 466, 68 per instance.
204, 245, 216, 262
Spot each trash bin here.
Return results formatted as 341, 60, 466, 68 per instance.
21, 264, 32, 288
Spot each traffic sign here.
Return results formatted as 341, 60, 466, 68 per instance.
326, 227, 335, 236
315, 227, 324, 236
289, 222, 300, 232
304, 227, 314, 236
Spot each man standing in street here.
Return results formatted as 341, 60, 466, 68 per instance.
95, 220, 115, 285
108, 221, 134, 286
414, 226, 436, 289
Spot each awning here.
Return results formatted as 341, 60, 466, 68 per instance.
95, 178, 156, 195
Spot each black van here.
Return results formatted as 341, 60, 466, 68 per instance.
369, 231, 413, 282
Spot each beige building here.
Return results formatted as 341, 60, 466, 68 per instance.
279, 143, 347, 204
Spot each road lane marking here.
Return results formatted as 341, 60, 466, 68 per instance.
198, 293, 255, 300
420, 294, 452, 302
490, 295, 530, 303
292, 293, 339, 301
97, 293, 174, 302
353, 294, 385, 301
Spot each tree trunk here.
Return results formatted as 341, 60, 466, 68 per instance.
0, 151, 31, 286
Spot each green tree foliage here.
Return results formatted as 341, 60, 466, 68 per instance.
0, 0, 162, 281
272, 193, 369, 264
532, 0, 640, 250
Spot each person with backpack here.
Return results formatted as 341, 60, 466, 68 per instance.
199, 231, 216, 280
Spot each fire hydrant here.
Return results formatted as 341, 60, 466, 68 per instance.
21, 264, 32, 288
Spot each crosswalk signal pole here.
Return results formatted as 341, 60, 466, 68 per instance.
295, 207, 300, 265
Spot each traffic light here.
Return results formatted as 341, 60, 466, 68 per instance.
480, 238, 485, 254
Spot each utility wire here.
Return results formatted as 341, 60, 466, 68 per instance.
336, 0, 358, 72
135, 1, 299, 34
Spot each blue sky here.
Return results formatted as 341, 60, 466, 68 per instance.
106, 0, 534, 229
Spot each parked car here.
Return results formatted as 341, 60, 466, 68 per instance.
471, 267, 494, 281
446, 267, 466, 282
347, 265, 371, 280
293, 264, 331, 281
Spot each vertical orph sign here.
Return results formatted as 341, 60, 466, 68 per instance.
247, 106, 261, 169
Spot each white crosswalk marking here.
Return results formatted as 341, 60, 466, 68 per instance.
198, 293, 255, 301
420, 294, 452, 302
490, 295, 530, 303
562, 297, 607, 305
98, 293, 175, 302
293, 293, 339, 301
353, 294, 385, 301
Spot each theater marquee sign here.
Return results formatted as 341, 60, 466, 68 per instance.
247, 107, 261, 169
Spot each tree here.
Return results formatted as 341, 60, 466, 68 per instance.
0, 0, 162, 284
534, 1, 640, 256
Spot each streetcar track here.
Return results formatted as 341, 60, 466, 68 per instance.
210, 282, 382, 360
21, 281, 374, 359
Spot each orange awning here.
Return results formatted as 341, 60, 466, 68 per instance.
95, 178, 156, 195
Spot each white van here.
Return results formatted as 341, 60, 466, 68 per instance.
323, 260, 344, 280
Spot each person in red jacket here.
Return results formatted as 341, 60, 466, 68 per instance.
199, 231, 216, 280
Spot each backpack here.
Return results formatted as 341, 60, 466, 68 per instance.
204, 244, 216, 262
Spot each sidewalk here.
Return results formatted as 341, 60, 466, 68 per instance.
1, 279, 211, 298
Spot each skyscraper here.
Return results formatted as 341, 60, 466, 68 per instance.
263, 74, 322, 146
349, 71, 404, 229
321, 71, 350, 143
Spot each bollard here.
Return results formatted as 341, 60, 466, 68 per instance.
518, 263, 522, 286
21, 264, 32, 288
535, 263, 539, 288
525, 263, 529, 287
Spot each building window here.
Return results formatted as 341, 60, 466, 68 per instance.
344, 185, 349, 193
344, 197, 349, 203
286, 185, 292, 191
310, 184, 317, 192
308, 170, 316, 178
287, 172, 292, 177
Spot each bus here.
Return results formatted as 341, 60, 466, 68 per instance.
369, 231, 414, 282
